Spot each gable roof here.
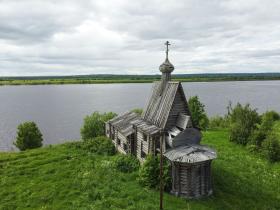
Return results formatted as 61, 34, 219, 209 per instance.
142, 81, 189, 129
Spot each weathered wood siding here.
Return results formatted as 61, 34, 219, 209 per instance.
105, 123, 110, 138
115, 131, 128, 154
171, 161, 213, 198
136, 131, 150, 161
165, 86, 190, 131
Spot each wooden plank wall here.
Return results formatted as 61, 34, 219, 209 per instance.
115, 131, 128, 154
136, 131, 149, 161
172, 161, 213, 198
165, 89, 189, 131
105, 123, 110, 138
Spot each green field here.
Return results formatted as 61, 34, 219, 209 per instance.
0, 130, 279, 210
1, 73, 280, 85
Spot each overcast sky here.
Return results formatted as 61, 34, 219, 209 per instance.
0, 0, 280, 76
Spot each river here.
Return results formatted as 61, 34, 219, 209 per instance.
0, 80, 280, 151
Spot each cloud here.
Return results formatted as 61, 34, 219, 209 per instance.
0, 0, 279, 76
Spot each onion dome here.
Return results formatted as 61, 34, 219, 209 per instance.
159, 41, 175, 73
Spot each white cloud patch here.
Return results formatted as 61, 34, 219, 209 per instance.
0, 0, 279, 76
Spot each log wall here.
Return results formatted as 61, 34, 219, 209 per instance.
171, 161, 213, 198
136, 131, 150, 161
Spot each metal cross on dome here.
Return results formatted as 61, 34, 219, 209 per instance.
165, 41, 171, 59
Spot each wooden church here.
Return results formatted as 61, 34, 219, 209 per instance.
106, 41, 216, 199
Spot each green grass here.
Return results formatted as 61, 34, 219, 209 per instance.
0, 130, 279, 210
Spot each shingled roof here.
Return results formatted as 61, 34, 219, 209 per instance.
108, 111, 140, 136
131, 118, 160, 135
164, 144, 217, 163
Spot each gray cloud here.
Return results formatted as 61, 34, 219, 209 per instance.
0, 0, 279, 76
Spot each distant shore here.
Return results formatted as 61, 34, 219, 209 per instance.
1, 73, 280, 85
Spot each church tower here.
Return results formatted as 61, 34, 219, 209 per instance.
159, 41, 174, 93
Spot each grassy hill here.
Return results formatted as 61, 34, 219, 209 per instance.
0, 130, 279, 210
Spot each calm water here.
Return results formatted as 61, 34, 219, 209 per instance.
0, 81, 280, 151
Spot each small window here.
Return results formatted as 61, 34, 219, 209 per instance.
117, 138, 121, 145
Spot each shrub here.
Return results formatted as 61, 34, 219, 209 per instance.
249, 111, 279, 147
246, 144, 259, 153
230, 123, 252, 145
249, 129, 267, 148
14, 122, 43, 151
82, 136, 115, 155
188, 96, 209, 130
228, 103, 260, 145
262, 133, 280, 162
260, 111, 279, 131
81, 112, 117, 140
138, 155, 171, 190
113, 155, 140, 173
209, 116, 229, 129
261, 110, 280, 122
131, 108, 143, 115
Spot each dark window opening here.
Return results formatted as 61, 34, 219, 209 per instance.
176, 126, 184, 131
123, 143, 128, 152
141, 142, 146, 158
141, 150, 146, 158
117, 138, 121, 145
143, 134, 148, 142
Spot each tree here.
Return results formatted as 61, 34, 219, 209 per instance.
14, 122, 43, 151
188, 96, 209, 130
81, 112, 117, 140
228, 103, 260, 145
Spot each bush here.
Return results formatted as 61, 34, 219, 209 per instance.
81, 112, 117, 140
131, 108, 143, 115
138, 155, 171, 190
262, 133, 280, 162
228, 103, 260, 145
82, 136, 115, 155
113, 155, 140, 173
249, 111, 279, 148
14, 122, 43, 151
249, 129, 267, 148
209, 116, 229, 129
261, 110, 280, 122
188, 96, 209, 130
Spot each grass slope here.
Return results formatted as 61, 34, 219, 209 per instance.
0, 130, 279, 210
